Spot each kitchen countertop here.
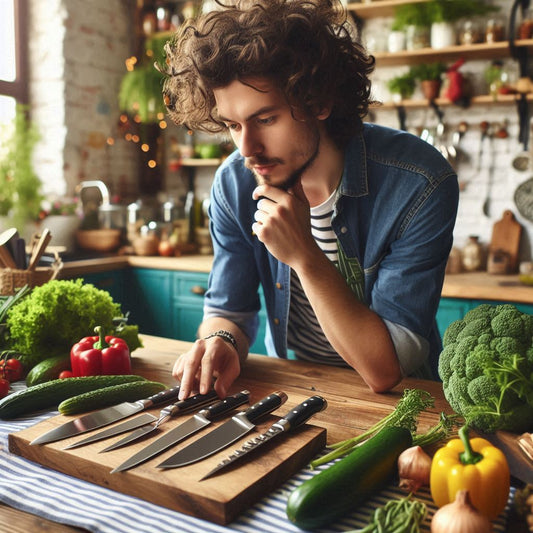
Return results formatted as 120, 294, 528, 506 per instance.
58, 254, 533, 304
0, 336, 526, 532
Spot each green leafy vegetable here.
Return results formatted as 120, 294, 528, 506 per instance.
5, 279, 141, 369
311, 389, 458, 468
439, 303, 533, 433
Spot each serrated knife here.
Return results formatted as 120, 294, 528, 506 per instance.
31, 385, 184, 445
199, 395, 327, 480
63, 389, 219, 450
110, 390, 251, 473
157, 390, 288, 470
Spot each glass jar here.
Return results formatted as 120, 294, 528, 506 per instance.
461, 236, 484, 272
519, 9, 533, 39
485, 18, 505, 43
459, 21, 482, 45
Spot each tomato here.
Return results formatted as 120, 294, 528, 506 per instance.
58, 370, 74, 379
0, 358, 24, 382
0, 378, 10, 399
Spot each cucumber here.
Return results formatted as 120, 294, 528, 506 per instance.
0, 375, 145, 419
25, 355, 71, 387
286, 426, 412, 530
58, 380, 166, 415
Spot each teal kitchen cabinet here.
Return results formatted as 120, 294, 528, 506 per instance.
127, 268, 174, 338
67, 269, 127, 311
172, 270, 268, 354
436, 297, 533, 340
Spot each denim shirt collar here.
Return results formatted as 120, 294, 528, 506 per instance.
338, 131, 369, 198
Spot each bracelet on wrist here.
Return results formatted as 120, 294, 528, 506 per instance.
203, 330, 238, 352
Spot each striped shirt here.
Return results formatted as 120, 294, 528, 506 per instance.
287, 190, 349, 366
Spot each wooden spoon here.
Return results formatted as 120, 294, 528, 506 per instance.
27, 228, 52, 271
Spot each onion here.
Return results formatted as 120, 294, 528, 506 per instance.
431, 490, 492, 533
397, 445, 431, 493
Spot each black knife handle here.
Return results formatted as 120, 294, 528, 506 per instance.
281, 395, 327, 430
244, 391, 288, 424
143, 385, 182, 407
164, 389, 219, 417
198, 390, 249, 420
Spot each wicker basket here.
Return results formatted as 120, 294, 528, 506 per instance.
0, 258, 63, 295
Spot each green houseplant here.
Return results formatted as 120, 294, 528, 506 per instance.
426, 0, 498, 23
0, 105, 43, 232
410, 62, 447, 100
387, 73, 416, 101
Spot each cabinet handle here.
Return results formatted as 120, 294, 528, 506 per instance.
190, 285, 207, 295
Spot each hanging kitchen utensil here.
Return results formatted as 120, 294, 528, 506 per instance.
482, 130, 496, 217
514, 176, 533, 221
460, 121, 489, 190
510, 0, 532, 171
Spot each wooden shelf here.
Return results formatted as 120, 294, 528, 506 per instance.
373, 40, 533, 66
180, 158, 221, 167
372, 92, 533, 110
347, 0, 427, 20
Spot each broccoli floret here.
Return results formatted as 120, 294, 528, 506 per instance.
467, 375, 500, 405
442, 319, 466, 346
439, 303, 533, 433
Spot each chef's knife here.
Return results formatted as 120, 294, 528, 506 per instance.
199, 395, 327, 480
31, 385, 184, 445
157, 390, 288, 469
110, 390, 251, 473
62, 390, 219, 450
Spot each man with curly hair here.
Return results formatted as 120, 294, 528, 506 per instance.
165, 0, 458, 400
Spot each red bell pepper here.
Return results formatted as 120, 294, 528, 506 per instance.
70, 326, 131, 377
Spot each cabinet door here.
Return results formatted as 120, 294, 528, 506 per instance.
436, 298, 473, 340
69, 270, 126, 309
173, 271, 209, 341
128, 268, 173, 338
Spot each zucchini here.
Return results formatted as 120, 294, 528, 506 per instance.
0, 375, 145, 419
25, 355, 71, 387
286, 426, 412, 530
58, 380, 166, 415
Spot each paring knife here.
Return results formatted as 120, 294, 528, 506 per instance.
157, 390, 288, 470
31, 385, 184, 445
110, 390, 251, 473
63, 389, 219, 450
199, 395, 327, 481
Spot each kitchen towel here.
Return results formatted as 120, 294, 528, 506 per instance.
0, 384, 512, 533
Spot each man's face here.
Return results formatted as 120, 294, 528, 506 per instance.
213, 78, 321, 189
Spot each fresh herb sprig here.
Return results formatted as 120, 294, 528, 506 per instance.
311, 389, 459, 468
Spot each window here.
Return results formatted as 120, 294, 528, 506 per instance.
0, 0, 28, 124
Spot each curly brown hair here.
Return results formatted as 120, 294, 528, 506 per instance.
162, 0, 375, 148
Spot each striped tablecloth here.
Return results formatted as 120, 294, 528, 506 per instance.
0, 386, 512, 533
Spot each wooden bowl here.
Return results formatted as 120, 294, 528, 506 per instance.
76, 229, 121, 252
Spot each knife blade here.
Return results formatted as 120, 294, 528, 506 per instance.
62, 389, 219, 450
157, 390, 288, 469
110, 390, 251, 473
30, 385, 184, 445
199, 395, 327, 480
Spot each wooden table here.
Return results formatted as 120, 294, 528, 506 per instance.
0, 336, 520, 531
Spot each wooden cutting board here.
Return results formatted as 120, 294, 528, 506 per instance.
489, 209, 522, 273
8, 408, 326, 525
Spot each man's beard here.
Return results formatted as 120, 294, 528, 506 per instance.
247, 128, 320, 190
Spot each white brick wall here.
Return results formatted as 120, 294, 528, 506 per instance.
29, 0, 139, 203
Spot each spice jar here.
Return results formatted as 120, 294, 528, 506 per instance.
461, 236, 484, 272
485, 18, 505, 43
459, 21, 482, 45
519, 9, 533, 39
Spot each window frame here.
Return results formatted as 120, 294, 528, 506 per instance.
0, 0, 28, 104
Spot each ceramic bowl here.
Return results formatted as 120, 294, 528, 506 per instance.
76, 229, 121, 252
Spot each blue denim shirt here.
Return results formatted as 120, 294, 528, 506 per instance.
204, 123, 459, 378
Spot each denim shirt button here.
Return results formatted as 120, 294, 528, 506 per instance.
274, 318, 280, 325
341, 226, 348, 234
275, 282, 282, 289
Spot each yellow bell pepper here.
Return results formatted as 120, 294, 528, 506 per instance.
430, 425, 510, 521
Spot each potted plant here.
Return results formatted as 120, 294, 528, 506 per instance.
387, 72, 416, 103
410, 62, 447, 100
426, 0, 499, 48
392, 3, 432, 50
0, 105, 43, 236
